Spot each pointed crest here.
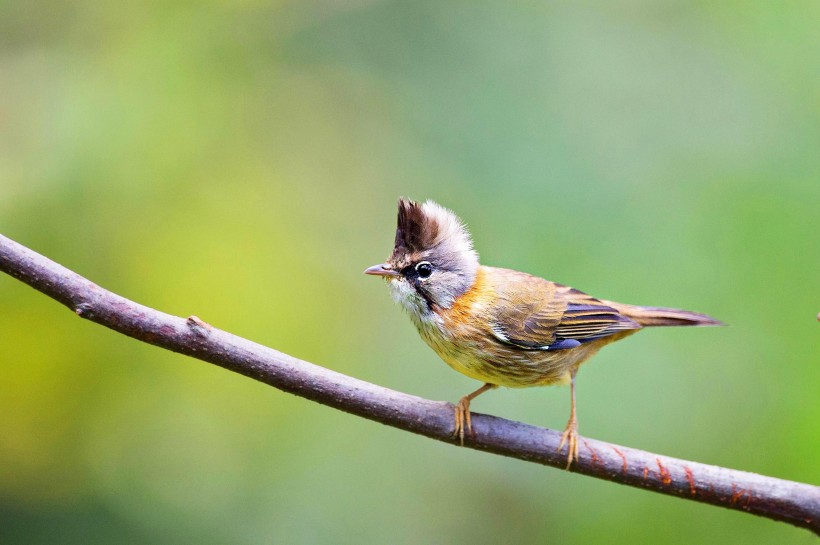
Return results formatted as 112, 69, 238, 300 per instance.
384, 198, 479, 310
391, 198, 478, 266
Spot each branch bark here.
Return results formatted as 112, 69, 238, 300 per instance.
1, 233, 818, 534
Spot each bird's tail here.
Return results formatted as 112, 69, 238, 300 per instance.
605, 302, 724, 328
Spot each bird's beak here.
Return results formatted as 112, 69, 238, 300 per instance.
364, 263, 400, 277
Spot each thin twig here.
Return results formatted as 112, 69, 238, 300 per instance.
0, 233, 818, 534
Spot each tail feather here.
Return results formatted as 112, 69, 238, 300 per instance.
605, 303, 724, 328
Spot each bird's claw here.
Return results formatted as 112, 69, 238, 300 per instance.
453, 398, 473, 446
558, 417, 579, 469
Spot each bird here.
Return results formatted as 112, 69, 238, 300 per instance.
364, 198, 722, 467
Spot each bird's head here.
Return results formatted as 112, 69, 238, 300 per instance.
365, 198, 479, 317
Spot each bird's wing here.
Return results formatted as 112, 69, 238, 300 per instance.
489, 273, 642, 351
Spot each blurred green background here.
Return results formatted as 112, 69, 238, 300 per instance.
2, 1, 819, 543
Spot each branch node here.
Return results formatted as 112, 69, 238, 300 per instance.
187, 315, 213, 337
75, 302, 94, 318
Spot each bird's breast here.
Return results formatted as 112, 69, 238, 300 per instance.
408, 271, 574, 387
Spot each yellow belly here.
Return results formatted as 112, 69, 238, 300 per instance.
418, 323, 574, 387
416, 317, 634, 388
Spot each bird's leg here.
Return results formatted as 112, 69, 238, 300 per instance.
558, 369, 579, 469
453, 383, 497, 445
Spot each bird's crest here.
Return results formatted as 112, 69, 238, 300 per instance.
391, 198, 478, 267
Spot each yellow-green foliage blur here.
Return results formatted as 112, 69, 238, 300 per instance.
2, 2, 819, 544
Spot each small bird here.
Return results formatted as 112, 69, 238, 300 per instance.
365, 198, 722, 467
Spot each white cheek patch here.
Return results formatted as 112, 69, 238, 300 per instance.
388, 279, 429, 317
388, 279, 417, 306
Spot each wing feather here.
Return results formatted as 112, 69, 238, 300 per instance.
489, 275, 641, 351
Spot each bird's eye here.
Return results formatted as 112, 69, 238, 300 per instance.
415, 261, 433, 279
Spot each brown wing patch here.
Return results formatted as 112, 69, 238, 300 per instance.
491, 275, 641, 350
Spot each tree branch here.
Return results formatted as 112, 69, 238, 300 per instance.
1, 233, 818, 534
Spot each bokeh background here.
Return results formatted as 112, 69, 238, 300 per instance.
2, 2, 819, 543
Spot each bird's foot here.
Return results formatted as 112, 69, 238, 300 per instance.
558, 417, 579, 469
453, 396, 473, 446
